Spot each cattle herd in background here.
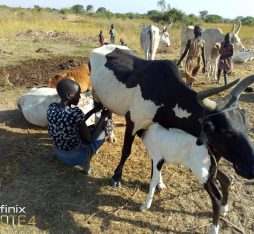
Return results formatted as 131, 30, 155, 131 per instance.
16, 22, 254, 234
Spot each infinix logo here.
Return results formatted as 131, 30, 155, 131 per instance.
0, 205, 26, 214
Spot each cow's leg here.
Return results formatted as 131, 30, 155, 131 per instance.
216, 169, 231, 216
111, 111, 136, 187
207, 64, 212, 80
214, 59, 218, 81
151, 50, 156, 60
150, 159, 166, 191
140, 158, 162, 211
204, 178, 222, 234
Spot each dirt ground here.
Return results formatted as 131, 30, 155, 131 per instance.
0, 40, 253, 233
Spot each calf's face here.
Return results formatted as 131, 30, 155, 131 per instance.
197, 107, 254, 179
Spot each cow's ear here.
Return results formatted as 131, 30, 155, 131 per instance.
203, 121, 215, 136
197, 121, 214, 145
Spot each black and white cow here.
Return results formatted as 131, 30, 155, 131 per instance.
90, 45, 254, 232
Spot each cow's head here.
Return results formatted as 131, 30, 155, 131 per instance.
196, 75, 254, 179
159, 24, 172, 47
230, 20, 245, 52
48, 74, 74, 88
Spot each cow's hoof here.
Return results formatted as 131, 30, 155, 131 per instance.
139, 204, 147, 212
220, 204, 228, 216
208, 224, 219, 234
157, 183, 166, 191
110, 179, 122, 188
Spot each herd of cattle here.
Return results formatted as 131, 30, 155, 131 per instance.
16, 23, 254, 234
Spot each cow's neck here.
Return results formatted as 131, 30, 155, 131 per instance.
154, 85, 204, 138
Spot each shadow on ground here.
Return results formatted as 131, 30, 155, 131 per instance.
0, 110, 211, 233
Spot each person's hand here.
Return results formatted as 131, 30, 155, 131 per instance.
202, 67, 206, 74
101, 108, 111, 118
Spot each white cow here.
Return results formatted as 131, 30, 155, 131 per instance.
233, 46, 254, 63
181, 21, 245, 63
17, 87, 98, 127
140, 24, 171, 60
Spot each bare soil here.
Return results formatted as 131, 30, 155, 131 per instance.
0, 35, 253, 234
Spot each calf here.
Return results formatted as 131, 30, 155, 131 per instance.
48, 64, 92, 92
206, 42, 221, 81
140, 123, 223, 234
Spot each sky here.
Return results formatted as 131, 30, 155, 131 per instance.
0, 0, 253, 19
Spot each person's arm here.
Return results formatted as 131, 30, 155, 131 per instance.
229, 44, 234, 57
84, 102, 103, 121
176, 39, 191, 66
79, 108, 111, 143
201, 42, 206, 73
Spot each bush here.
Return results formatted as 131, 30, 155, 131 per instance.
60, 8, 72, 15
241, 16, 254, 25
205, 14, 224, 23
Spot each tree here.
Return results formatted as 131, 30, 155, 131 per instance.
71, 4, 84, 14
163, 8, 186, 23
241, 16, 254, 25
167, 3, 171, 11
205, 14, 223, 23
199, 10, 208, 19
235, 16, 244, 21
157, 0, 166, 13
33, 5, 41, 12
86, 5, 94, 12
96, 7, 107, 13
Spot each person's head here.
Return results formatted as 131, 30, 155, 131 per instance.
56, 78, 81, 106
111, 24, 114, 29
100, 30, 103, 34
194, 25, 203, 37
120, 38, 125, 45
224, 33, 231, 44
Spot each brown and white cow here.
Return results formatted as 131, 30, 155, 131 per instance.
48, 64, 92, 92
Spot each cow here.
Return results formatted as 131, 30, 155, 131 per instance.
181, 21, 245, 63
140, 24, 171, 60
48, 64, 92, 92
233, 46, 254, 63
206, 42, 221, 81
90, 44, 254, 233
17, 87, 100, 127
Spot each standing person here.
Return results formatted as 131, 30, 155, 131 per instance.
217, 33, 234, 85
109, 24, 116, 44
177, 25, 206, 88
47, 78, 111, 174
98, 30, 104, 47
98, 30, 104, 46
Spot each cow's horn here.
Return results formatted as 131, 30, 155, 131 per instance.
228, 75, 254, 100
235, 20, 241, 34
231, 22, 236, 33
197, 79, 240, 110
